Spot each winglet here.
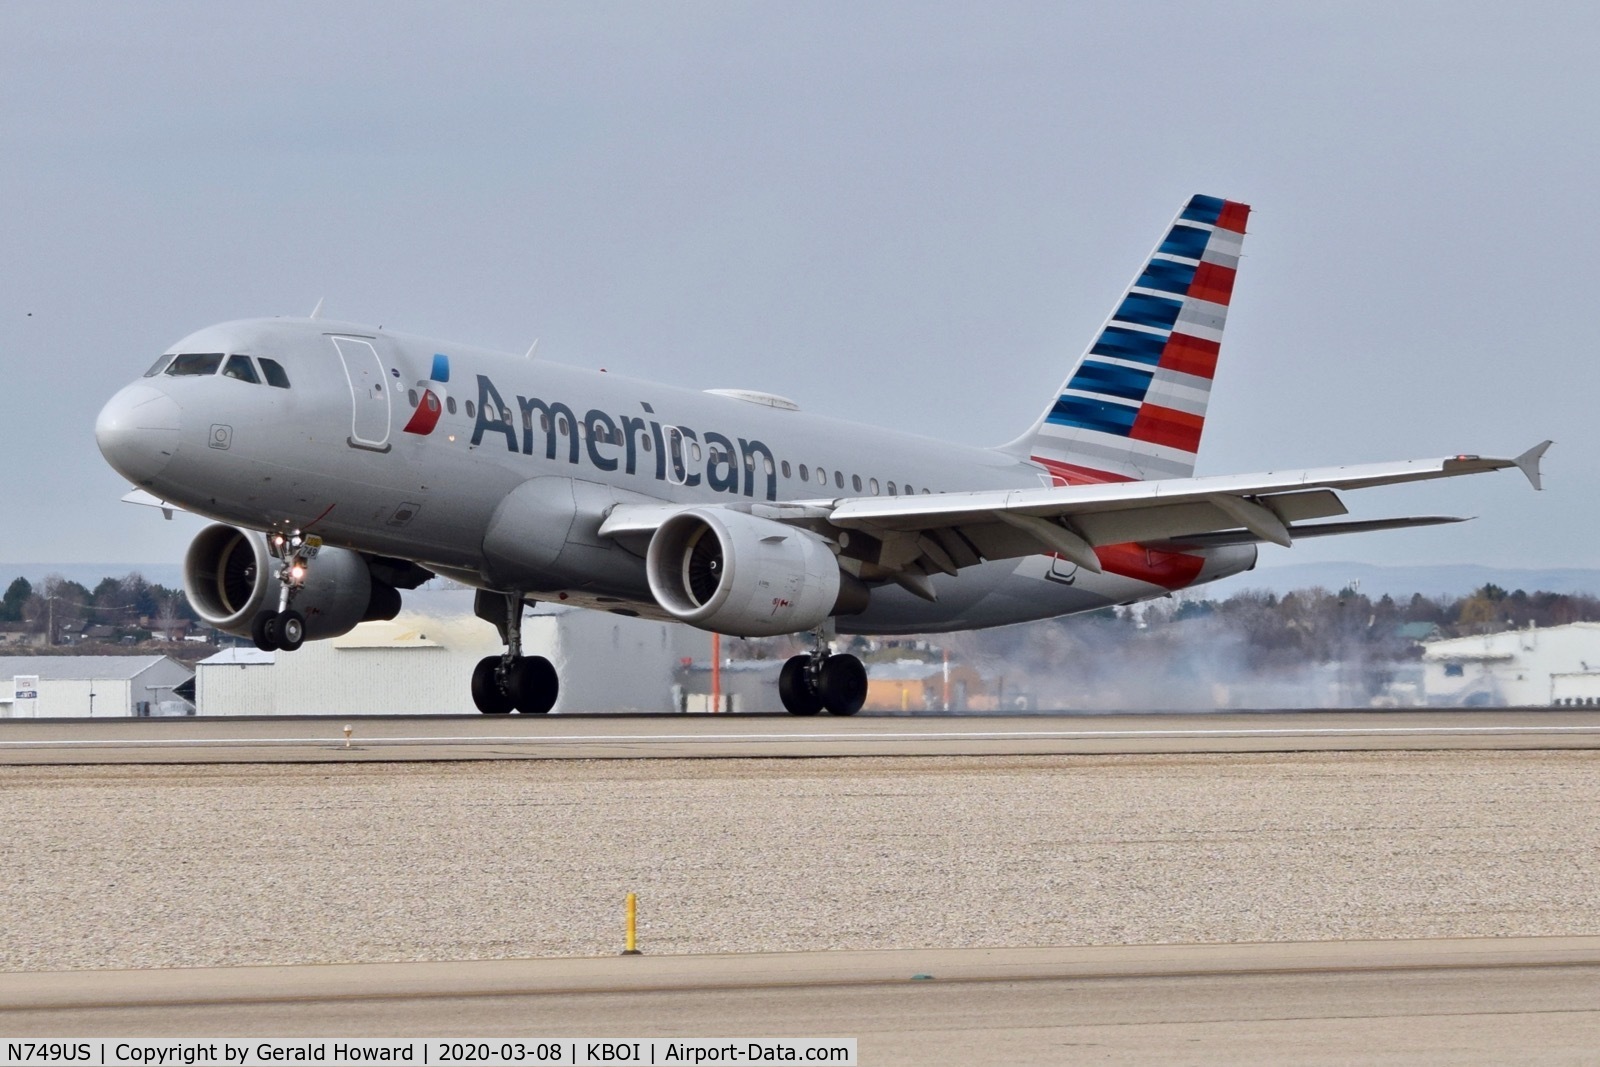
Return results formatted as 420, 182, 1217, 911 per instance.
1514, 440, 1552, 491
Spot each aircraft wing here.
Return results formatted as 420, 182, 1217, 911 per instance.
599, 441, 1550, 581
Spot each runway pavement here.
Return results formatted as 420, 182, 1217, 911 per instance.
7, 715, 1598, 1062
7, 938, 1600, 1063
2, 709, 1600, 763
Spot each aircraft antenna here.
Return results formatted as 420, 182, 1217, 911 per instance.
309, 298, 325, 320
524, 339, 539, 360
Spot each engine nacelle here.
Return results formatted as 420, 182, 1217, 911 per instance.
183, 523, 400, 642
646, 508, 864, 637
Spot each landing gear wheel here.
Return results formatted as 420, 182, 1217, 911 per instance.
277, 610, 305, 652
251, 611, 277, 652
471, 655, 515, 714
818, 653, 867, 716
508, 656, 559, 714
779, 654, 824, 715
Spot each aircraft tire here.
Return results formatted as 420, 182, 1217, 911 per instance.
251, 611, 278, 652
818, 653, 868, 716
470, 656, 515, 714
277, 610, 305, 652
510, 655, 559, 714
778, 654, 824, 715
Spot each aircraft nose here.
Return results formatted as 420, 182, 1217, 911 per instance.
95, 383, 182, 483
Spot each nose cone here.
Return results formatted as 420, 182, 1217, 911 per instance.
96, 383, 182, 483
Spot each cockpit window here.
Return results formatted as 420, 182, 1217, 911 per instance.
222, 354, 261, 384
143, 354, 175, 377
164, 352, 224, 377
258, 357, 291, 389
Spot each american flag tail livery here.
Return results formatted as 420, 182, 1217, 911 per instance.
1008, 194, 1249, 485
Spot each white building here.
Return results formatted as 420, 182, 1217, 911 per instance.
0, 656, 195, 717
1422, 622, 1600, 706
196, 589, 692, 715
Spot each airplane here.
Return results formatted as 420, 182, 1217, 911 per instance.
95, 194, 1549, 716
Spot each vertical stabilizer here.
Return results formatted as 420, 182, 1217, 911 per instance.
1009, 195, 1250, 484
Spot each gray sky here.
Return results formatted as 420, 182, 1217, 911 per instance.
3, 1, 1594, 571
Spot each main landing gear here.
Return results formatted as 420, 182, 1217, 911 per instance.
251, 530, 317, 652
471, 590, 559, 714
779, 628, 867, 716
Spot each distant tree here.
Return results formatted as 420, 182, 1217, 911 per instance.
152, 592, 188, 642
1402, 592, 1448, 624
1455, 591, 1507, 632
1173, 599, 1216, 621
0, 577, 30, 622
39, 575, 92, 642
122, 572, 160, 620
148, 583, 195, 622
90, 577, 130, 625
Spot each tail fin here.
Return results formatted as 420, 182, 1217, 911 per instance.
1008, 194, 1250, 484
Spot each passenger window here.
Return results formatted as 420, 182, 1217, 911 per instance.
904, 484, 914, 495
446, 396, 457, 415
408, 389, 419, 407
222, 354, 260, 384
466, 400, 477, 418
692, 442, 703, 462
887, 482, 897, 496
765, 457, 775, 475
798, 464, 809, 481
851, 474, 862, 492
143, 354, 175, 377
259, 358, 291, 388
165, 353, 224, 377
835, 471, 844, 489
816, 468, 827, 484
781, 460, 791, 479
869, 478, 879, 494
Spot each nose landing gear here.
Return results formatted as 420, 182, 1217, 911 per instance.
251, 530, 318, 652
779, 626, 867, 716
471, 590, 560, 714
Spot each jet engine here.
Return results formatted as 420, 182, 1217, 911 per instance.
183, 523, 401, 642
645, 508, 866, 637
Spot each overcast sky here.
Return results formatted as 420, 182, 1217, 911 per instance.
3, 1, 1594, 572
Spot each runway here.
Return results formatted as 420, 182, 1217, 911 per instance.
7, 718, 1599, 1062
3, 709, 1599, 764
7, 938, 1600, 1063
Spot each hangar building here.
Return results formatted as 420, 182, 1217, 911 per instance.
196, 588, 689, 715
1423, 622, 1600, 706
0, 656, 195, 717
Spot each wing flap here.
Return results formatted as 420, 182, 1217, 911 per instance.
1145, 515, 1468, 551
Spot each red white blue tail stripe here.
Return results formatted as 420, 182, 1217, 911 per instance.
1022, 195, 1249, 485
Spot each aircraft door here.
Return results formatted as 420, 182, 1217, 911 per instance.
332, 337, 392, 451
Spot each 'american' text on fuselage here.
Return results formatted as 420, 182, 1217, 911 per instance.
470, 375, 779, 500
